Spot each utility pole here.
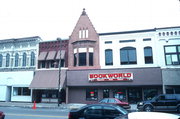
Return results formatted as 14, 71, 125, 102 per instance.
57, 38, 62, 107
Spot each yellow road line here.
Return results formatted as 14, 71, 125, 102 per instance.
6, 113, 68, 118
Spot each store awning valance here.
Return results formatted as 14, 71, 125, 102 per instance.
29, 69, 66, 89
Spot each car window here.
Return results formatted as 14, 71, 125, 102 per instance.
109, 99, 116, 103
100, 98, 108, 103
103, 106, 122, 116
84, 105, 102, 115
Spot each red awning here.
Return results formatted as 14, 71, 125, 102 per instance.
29, 69, 66, 89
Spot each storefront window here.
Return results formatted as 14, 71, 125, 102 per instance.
86, 89, 98, 101
143, 88, 158, 100
103, 89, 109, 98
13, 87, 31, 96
41, 90, 58, 98
113, 89, 126, 101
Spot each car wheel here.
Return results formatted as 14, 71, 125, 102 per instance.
144, 105, 153, 112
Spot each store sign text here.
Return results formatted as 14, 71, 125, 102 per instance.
89, 73, 133, 82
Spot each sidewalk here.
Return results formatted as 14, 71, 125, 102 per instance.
0, 101, 137, 111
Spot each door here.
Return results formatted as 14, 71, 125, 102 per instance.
6, 86, 12, 102
128, 88, 142, 103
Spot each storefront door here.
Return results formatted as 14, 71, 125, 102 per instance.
128, 88, 142, 104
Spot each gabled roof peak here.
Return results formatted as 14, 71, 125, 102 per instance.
81, 8, 86, 16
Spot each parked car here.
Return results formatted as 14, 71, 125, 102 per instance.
115, 112, 180, 119
68, 104, 128, 119
137, 94, 180, 112
99, 98, 131, 109
0, 111, 5, 119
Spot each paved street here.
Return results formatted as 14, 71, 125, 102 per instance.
0, 107, 69, 119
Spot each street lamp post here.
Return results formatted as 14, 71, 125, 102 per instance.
57, 38, 62, 107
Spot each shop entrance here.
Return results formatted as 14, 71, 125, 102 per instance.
128, 88, 142, 103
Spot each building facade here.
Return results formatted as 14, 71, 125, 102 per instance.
0, 36, 40, 102
29, 39, 69, 103
66, 9, 180, 104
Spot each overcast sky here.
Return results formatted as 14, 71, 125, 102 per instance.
0, 0, 180, 41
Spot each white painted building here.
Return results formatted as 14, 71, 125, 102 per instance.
0, 36, 41, 102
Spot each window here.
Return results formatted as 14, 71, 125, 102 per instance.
86, 89, 98, 101
105, 49, 113, 65
22, 53, 27, 66
15, 53, 19, 67
105, 41, 112, 44
6, 53, 10, 67
103, 89, 109, 98
0, 54, 2, 67
113, 89, 126, 101
144, 47, 153, 64
165, 45, 180, 65
143, 88, 158, 100
41, 61, 46, 68
119, 40, 135, 43
89, 53, 93, 66
143, 38, 151, 41
13, 87, 31, 96
74, 53, 77, 66
30, 52, 35, 66
79, 53, 86, 66
120, 47, 137, 65
79, 29, 88, 39
85, 106, 102, 116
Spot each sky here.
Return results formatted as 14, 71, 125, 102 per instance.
0, 0, 180, 41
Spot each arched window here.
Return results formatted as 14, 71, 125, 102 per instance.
6, 53, 10, 67
0, 54, 3, 67
105, 49, 113, 65
22, 53, 27, 66
30, 52, 35, 66
120, 47, 137, 65
15, 53, 19, 67
144, 47, 153, 64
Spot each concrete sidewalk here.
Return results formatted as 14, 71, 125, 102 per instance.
0, 101, 137, 111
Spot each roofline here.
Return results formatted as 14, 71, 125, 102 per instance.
40, 38, 69, 43
98, 29, 156, 36
98, 26, 180, 36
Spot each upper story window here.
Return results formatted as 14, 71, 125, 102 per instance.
143, 38, 151, 41
15, 53, 19, 67
79, 28, 88, 39
120, 47, 137, 65
105, 49, 113, 65
6, 53, 10, 67
0, 54, 2, 67
105, 41, 112, 44
144, 47, 153, 64
119, 40, 135, 43
22, 53, 27, 66
165, 45, 180, 65
74, 47, 94, 67
30, 52, 35, 66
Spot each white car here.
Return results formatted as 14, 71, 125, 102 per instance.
116, 112, 180, 119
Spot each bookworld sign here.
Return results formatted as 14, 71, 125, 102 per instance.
88, 73, 133, 82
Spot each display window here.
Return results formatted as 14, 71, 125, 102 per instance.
113, 89, 126, 101
86, 89, 98, 101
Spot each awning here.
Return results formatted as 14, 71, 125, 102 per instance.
56, 50, 65, 59
38, 52, 48, 60
29, 69, 66, 89
46, 51, 56, 60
